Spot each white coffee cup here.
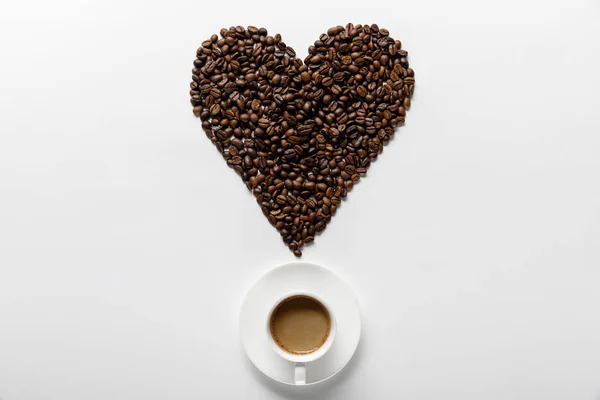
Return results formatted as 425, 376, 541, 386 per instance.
266, 292, 337, 385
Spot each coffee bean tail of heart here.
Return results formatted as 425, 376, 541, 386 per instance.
190, 24, 415, 257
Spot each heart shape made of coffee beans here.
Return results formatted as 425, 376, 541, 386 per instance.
190, 24, 415, 257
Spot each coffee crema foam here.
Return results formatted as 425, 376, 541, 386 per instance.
269, 295, 331, 355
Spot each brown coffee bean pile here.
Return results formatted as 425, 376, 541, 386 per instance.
190, 24, 415, 257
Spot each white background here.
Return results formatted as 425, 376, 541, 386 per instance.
1, 0, 599, 398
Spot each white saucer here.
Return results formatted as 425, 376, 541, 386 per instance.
240, 262, 361, 386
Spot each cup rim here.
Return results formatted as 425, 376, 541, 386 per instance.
266, 291, 337, 363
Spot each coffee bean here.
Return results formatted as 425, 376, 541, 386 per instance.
191, 25, 414, 256
258, 118, 270, 128
276, 195, 287, 205
209, 104, 221, 115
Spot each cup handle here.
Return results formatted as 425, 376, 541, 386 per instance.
294, 362, 306, 385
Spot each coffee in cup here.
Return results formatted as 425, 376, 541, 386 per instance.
266, 292, 337, 384
269, 295, 331, 355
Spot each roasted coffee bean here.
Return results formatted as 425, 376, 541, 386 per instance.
209, 104, 221, 116
357, 85, 368, 97
191, 25, 414, 256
